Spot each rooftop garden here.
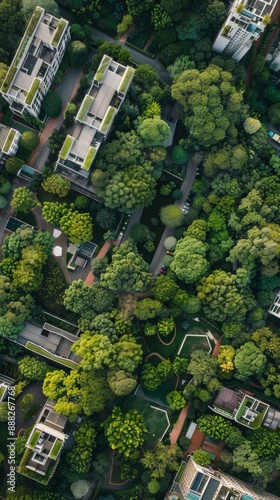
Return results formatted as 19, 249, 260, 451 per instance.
25, 78, 40, 105
235, 396, 269, 429
95, 55, 111, 82
118, 66, 134, 94
1, 65, 17, 93
0, 385, 7, 400
26, 341, 78, 370
49, 439, 63, 460
100, 106, 116, 134
15, 35, 31, 66
2, 129, 16, 153
81, 146, 97, 171
27, 428, 41, 449
51, 19, 68, 47
18, 448, 56, 485
59, 135, 74, 160
26, 6, 43, 36
76, 95, 94, 122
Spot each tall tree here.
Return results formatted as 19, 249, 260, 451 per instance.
103, 407, 147, 458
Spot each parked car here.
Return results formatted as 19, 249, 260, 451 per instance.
159, 264, 167, 274
166, 250, 174, 256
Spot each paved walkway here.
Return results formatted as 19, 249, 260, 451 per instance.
84, 240, 112, 285
212, 334, 224, 357
29, 66, 84, 168
170, 401, 192, 448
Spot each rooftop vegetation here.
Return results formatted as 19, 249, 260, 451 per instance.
25, 78, 40, 105
100, 106, 116, 134
3, 129, 16, 153
235, 396, 269, 429
26, 6, 43, 36
59, 135, 74, 160
76, 95, 94, 122
1, 66, 17, 93
27, 428, 41, 449
95, 55, 111, 82
118, 66, 134, 94
51, 19, 68, 47
81, 146, 97, 171
18, 447, 56, 484
26, 341, 78, 369
49, 439, 63, 460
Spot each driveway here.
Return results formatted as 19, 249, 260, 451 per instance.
149, 158, 197, 275
59, 8, 171, 84
15, 381, 47, 434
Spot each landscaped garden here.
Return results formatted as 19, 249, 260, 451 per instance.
144, 315, 215, 359
121, 396, 171, 450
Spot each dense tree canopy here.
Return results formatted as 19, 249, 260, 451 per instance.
171, 64, 246, 146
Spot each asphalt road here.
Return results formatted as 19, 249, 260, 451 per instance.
59, 8, 171, 84
34, 66, 84, 169
149, 158, 197, 275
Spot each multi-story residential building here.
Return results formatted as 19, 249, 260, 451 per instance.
212, 0, 278, 62
209, 386, 280, 430
0, 6, 70, 117
167, 456, 280, 500
55, 55, 134, 186
0, 124, 21, 167
269, 290, 280, 318
18, 400, 69, 484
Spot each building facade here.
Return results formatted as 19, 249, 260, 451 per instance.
212, 0, 278, 62
55, 55, 134, 186
18, 400, 69, 484
0, 6, 70, 117
0, 124, 21, 167
167, 456, 280, 500
269, 290, 280, 318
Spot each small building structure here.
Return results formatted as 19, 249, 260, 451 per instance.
212, 0, 278, 62
167, 456, 280, 500
0, 6, 70, 117
0, 124, 21, 167
55, 54, 134, 187
269, 289, 280, 318
210, 386, 280, 430
0, 374, 15, 402
18, 400, 69, 484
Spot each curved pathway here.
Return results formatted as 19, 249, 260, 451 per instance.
169, 401, 192, 448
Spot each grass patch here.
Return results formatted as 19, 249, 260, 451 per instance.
76, 94, 94, 122
49, 439, 63, 459
178, 334, 211, 358
22, 403, 41, 423
118, 67, 134, 94
121, 396, 171, 449
127, 26, 153, 49
16, 210, 36, 226
144, 316, 212, 359
25, 78, 40, 105
51, 19, 68, 47
3, 129, 16, 153
27, 428, 40, 448
25, 342, 78, 369
100, 106, 116, 134
81, 146, 96, 171
60, 135, 74, 159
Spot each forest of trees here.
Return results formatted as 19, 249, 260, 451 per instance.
0, 0, 280, 499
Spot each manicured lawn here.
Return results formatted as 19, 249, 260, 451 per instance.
178, 334, 211, 357
141, 374, 178, 408
144, 316, 214, 359
26, 342, 78, 370
121, 396, 171, 450
17, 210, 36, 227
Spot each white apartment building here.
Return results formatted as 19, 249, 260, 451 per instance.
0, 6, 70, 117
212, 0, 278, 62
167, 456, 280, 500
55, 55, 134, 184
0, 124, 21, 167
269, 290, 280, 318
